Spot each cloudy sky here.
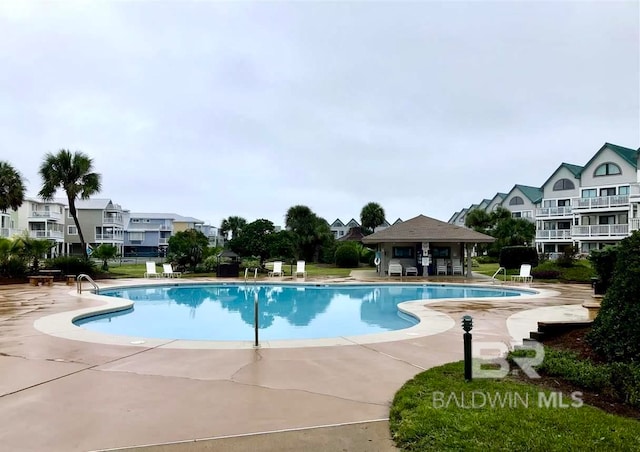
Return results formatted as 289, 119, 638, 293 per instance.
1, 1, 638, 228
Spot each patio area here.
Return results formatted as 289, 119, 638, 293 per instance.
0, 274, 593, 451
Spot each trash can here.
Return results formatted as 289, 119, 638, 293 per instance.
591, 276, 605, 296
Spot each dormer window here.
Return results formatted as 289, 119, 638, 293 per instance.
594, 162, 621, 176
509, 196, 524, 206
552, 178, 575, 191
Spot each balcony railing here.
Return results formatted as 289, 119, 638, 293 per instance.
96, 233, 124, 241
535, 206, 573, 218
0, 228, 19, 238
103, 215, 124, 225
29, 210, 63, 220
159, 237, 169, 245
29, 230, 64, 240
573, 195, 629, 210
535, 230, 573, 240
631, 218, 640, 232
572, 224, 629, 237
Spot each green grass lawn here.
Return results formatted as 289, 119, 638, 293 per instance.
390, 361, 640, 451
102, 261, 355, 279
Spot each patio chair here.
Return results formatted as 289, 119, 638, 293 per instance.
388, 259, 403, 277
511, 264, 533, 283
295, 260, 307, 278
269, 261, 284, 277
405, 265, 418, 276
452, 259, 463, 275
436, 259, 447, 275
144, 261, 160, 278
162, 263, 182, 278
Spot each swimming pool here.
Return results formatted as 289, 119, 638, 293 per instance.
75, 283, 529, 341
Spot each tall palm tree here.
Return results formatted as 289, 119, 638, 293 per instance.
360, 202, 386, 235
220, 216, 247, 240
0, 161, 26, 213
38, 150, 101, 260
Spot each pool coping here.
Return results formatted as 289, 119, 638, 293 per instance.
33, 279, 559, 349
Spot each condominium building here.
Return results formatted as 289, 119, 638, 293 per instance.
449, 142, 640, 257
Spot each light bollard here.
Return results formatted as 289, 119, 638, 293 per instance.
462, 315, 473, 381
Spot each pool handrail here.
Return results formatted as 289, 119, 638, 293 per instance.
77, 273, 100, 294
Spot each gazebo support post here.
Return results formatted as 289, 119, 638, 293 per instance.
466, 243, 474, 277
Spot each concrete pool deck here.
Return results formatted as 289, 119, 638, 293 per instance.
0, 273, 593, 451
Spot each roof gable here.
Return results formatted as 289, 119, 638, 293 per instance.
510, 185, 543, 204
582, 142, 639, 172
362, 214, 494, 244
346, 218, 360, 227
540, 162, 583, 189
331, 219, 345, 227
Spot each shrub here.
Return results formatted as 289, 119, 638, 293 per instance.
46, 256, 96, 276
588, 245, 619, 293
475, 255, 498, 264
530, 269, 560, 280
334, 243, 359, 268
1, 258, 27, 278
499, 246, 538, 269
588, 231, 640, 362
240, 257, 261, 271
556, 245, 578, 268
201, 255, 218, 272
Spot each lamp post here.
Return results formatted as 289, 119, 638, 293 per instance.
462, 315, 473, 381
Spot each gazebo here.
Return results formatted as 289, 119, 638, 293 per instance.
362, 214, 495, 277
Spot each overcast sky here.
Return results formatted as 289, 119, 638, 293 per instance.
1, 1, 638, 228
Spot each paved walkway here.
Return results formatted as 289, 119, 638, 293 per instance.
0, 275, 593, 451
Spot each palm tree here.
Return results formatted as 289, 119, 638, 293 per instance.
38, 150, 101, 260
92, 244, 119, 271
360, 202, 386, 235
17, 232, 55, 272
285, 205, 334, 261
220, 216, 247, 240
0, 161, 26, 213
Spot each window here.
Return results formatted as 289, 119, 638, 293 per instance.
512, 212, 522, 218
582, 189, 597, 198
599, 216, 615, 225
600, 187, 616, 196
552, 178, 575, 191
509, 196, 524, 205
132, 219, 140, 223
68, 226, 77, 235
558, 199, 570, 207
392, 246, 414, 258
431, 247, 450, 258
557, 221, 571, 230
128, 232, 144, 241
594, 162, 621, 176
619, 186, 630, 195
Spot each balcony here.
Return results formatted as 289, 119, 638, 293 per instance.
631, 218, 640, 232
96, 233, 124, 242
29, 210, 62, 221
535, 206, 573, 218
103, 214, 124, 226
572, 195, 629, 211
159, 237, 169, 246
0, 228, 19, 238
29, 230, 64, 240
535, 230, 573, 240
572, 224, 629, 238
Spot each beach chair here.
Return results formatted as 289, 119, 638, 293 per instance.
144, 261, 160, 278
295, 260, 307, 278
511, 264, 533, 283
269, 261, 284, 277
388, 259, 403, 277
162, 263, 181, 278
452, 259, 463, 275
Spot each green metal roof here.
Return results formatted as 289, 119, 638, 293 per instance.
561, 163, 583, 178
514, 184, 543, 203
604, 142, 638, 169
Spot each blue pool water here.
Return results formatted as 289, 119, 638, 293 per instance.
76, 284, 528, 341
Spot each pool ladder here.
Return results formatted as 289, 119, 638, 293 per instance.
492, 267, 506, 284
244, 267, 258, 285
76, 273, 100, 294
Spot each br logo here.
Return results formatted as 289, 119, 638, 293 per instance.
472, 340, 544, 379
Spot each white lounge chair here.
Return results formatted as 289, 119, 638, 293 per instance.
511, 264, 533, 283
405, 265, 418, 276
269, 261, 284, 277
436, 259, 447, 275
144, 261, 160, 278
452, 259, 463, 276
162, 263, 181, 278
388, 260, 403, 277
295, 260, 307, 278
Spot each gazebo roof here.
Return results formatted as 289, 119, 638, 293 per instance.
217, 249, 239, 258
362, 214, 495, 244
